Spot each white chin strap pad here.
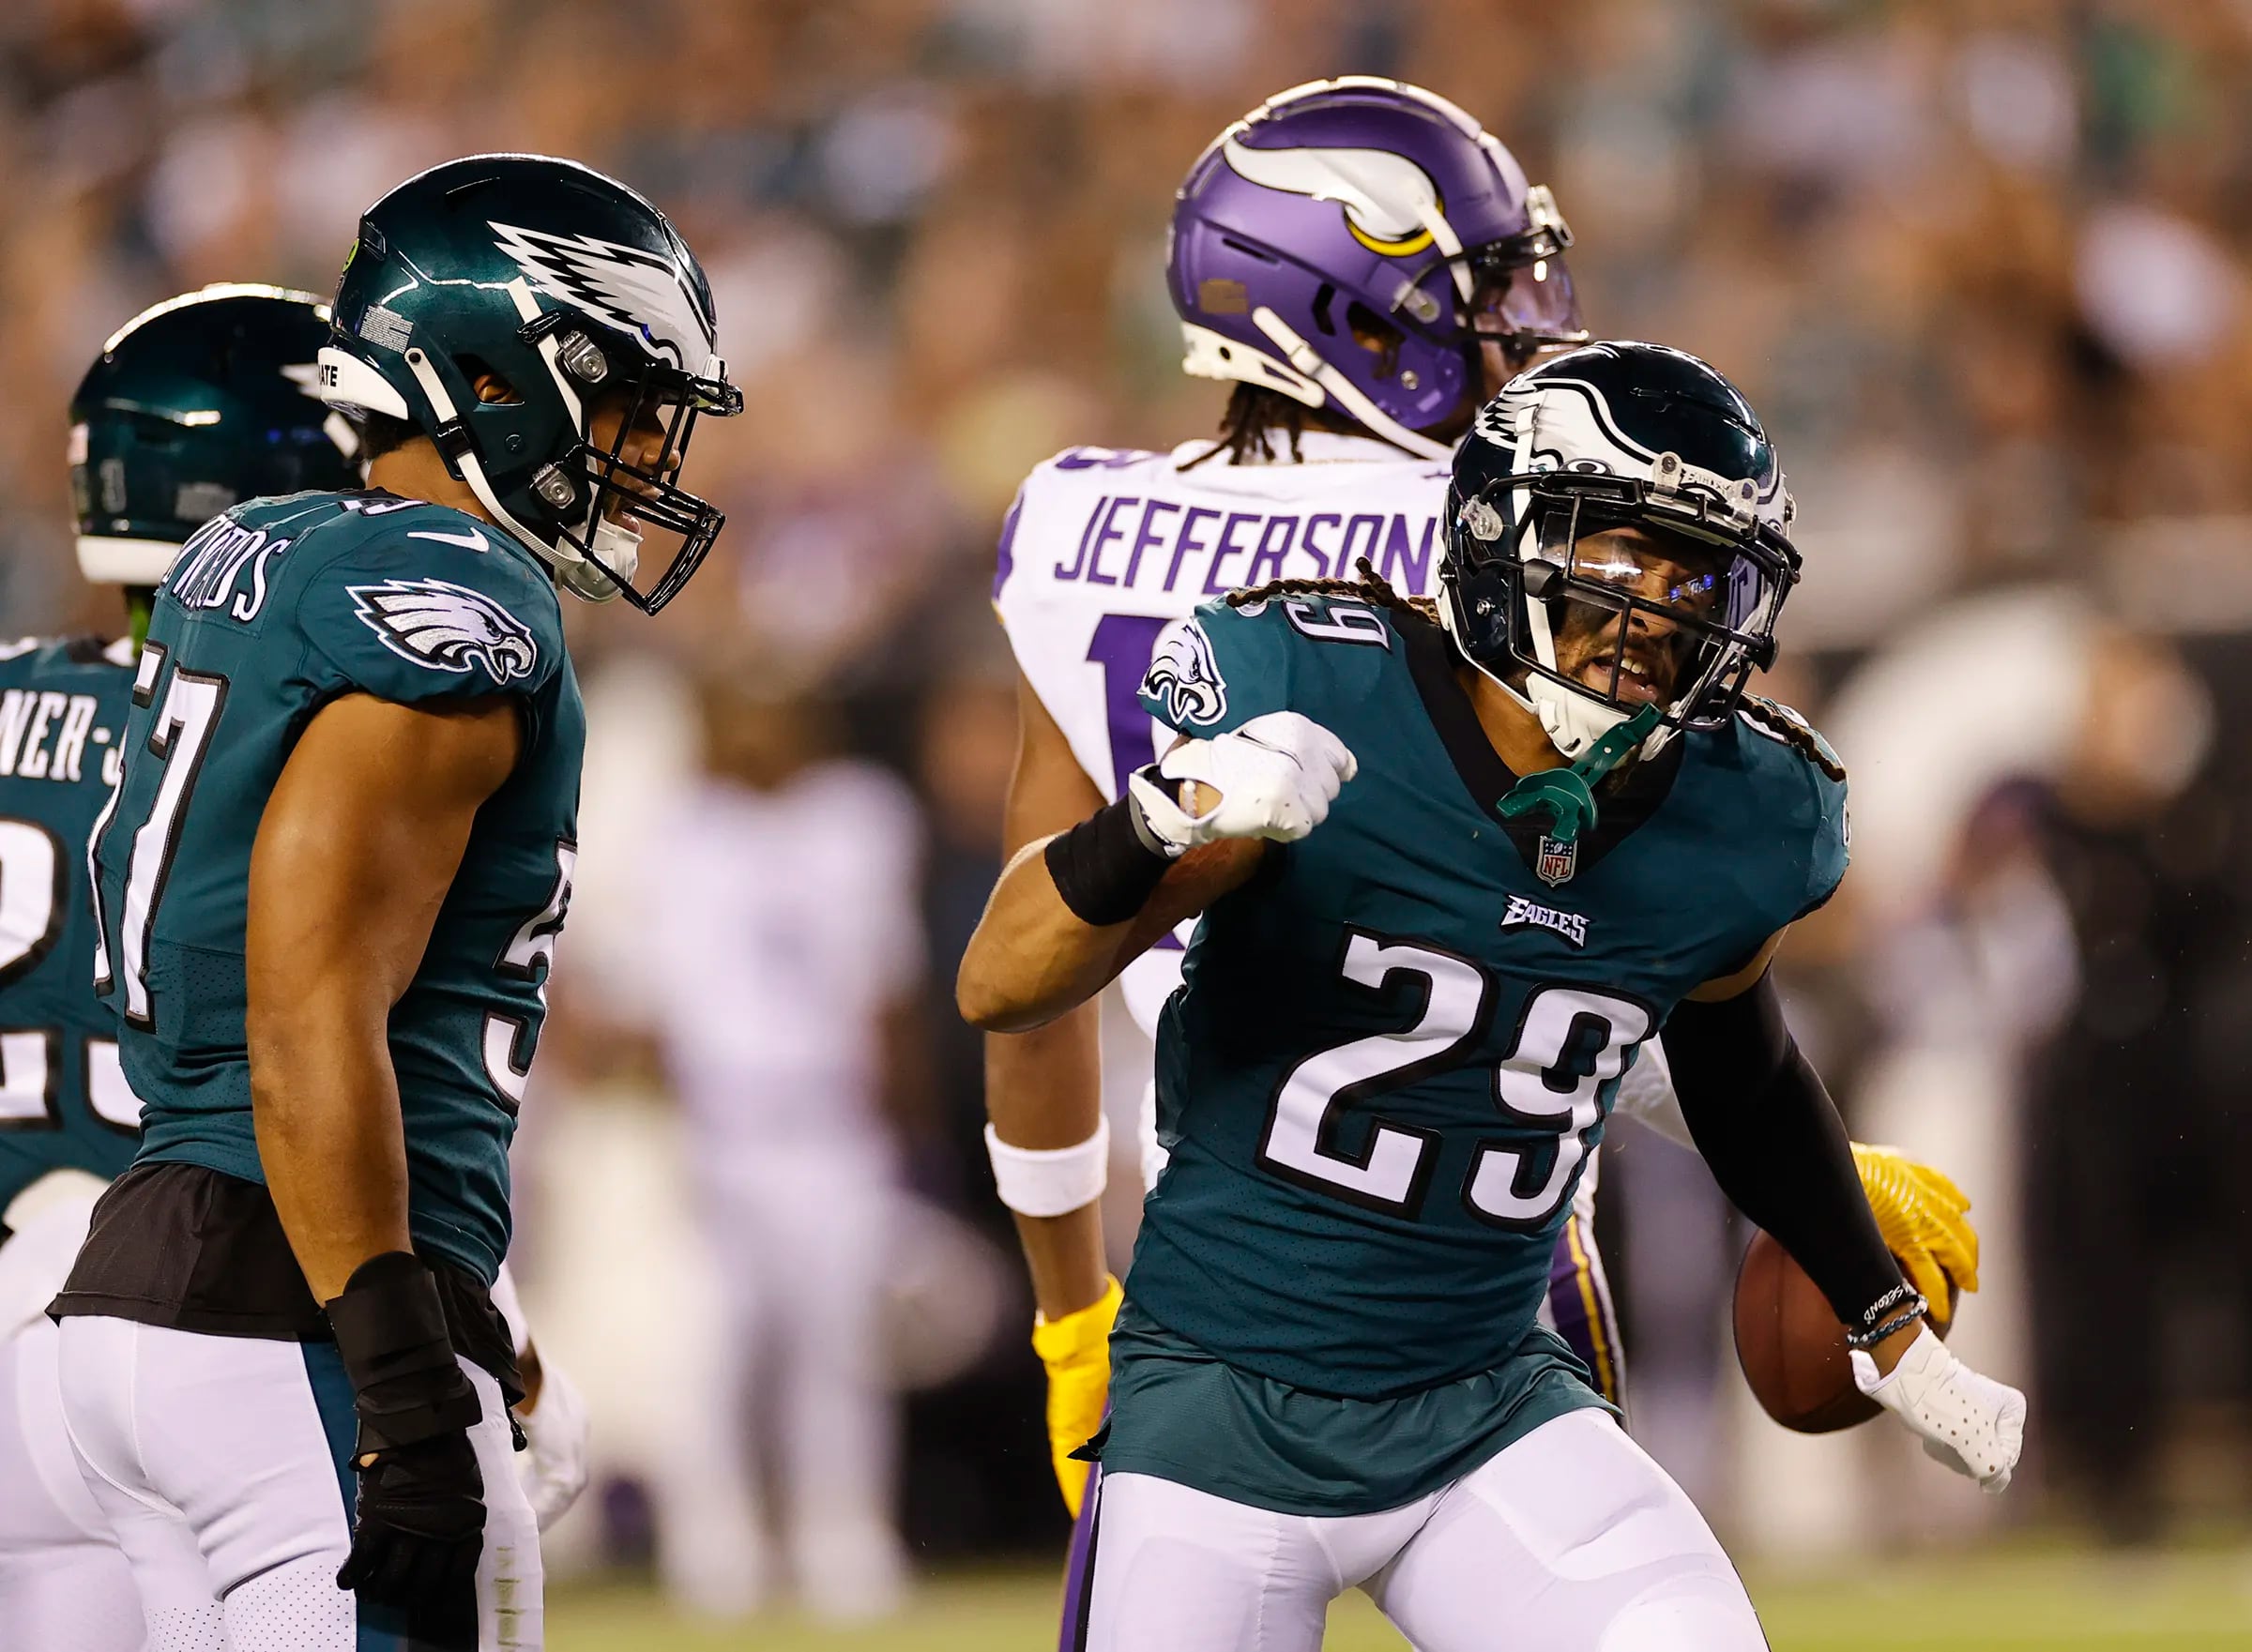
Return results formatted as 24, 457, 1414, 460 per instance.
1516, 674, 1676, 765
568, 518, 641, 603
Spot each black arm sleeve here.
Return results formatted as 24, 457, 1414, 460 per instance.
1662, 973, 1911, 1332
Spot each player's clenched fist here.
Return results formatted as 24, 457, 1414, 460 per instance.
1851, 1326, 2026, 1492
1127, 711, 1357, 851
328, 1253, 488, 1613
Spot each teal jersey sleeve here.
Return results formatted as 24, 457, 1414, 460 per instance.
1136, 589, 1412, 739
1136, 598, 1295, 740
1734, 695, 1850, 926
293, 504, 564, 709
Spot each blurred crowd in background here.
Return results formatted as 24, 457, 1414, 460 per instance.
6, 0, 2252, 1624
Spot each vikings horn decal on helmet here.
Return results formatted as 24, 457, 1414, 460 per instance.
1438, 341, 1802, 763
317, 154, 744, 614
1215, 138, 1444, 256
69, 284, 361, 588
1169, 78, 1587, 460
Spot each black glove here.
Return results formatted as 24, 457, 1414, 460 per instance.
327, 1252, 486, 1621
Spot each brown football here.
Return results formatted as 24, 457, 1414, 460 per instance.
1732, 1229, 1955, 1433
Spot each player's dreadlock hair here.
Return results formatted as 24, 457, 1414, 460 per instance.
1181, 306, 1423, 470
1225, 556, 1442, 626
1737, 697, 1848, 782
1179, 384, 1316, 470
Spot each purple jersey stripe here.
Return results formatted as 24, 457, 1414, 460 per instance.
1058, 1457, 1103, 1651
1546, 1212, 1623, 1404
994, 488, 1027, 603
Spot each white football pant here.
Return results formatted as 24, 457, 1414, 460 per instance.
1084, 1409, 1766, 1652
0, 1174, 142, 1651
0, 1318, 143, 1650
57, 1315, 541, 1651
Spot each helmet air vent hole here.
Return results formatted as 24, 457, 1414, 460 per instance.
1312, 282, 1337, 336
1219, 235, 1281, 265
1345, 302, 1403, 380
457, 356, 525, 406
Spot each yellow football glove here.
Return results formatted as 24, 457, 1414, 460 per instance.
1030, 1275, 1122, 1518
1851, 1143, 1980, 1328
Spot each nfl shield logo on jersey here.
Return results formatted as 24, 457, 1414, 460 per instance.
1535, 833, 1577, 887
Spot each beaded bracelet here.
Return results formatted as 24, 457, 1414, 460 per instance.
1844, 1293, 1929, 1351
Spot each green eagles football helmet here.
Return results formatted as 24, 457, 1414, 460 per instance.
317, 153, 743, 613
1439, 340, 1801, 762
70, 283, 360, 587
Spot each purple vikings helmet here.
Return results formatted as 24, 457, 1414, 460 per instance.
1168, 78, 1586, 459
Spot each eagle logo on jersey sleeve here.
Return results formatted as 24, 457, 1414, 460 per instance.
1141, 618, 1228, 728
348, 578, 540, 683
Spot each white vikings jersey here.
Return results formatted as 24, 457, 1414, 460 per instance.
993, 432, 1452, 1044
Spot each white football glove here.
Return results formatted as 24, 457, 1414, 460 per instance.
1850, 1326, 2026, 1493
514, 1360, 591, 1531
1126, 711, 1357, 853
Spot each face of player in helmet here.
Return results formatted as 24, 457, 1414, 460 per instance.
585, 379, 680, 525
1471, 254, 1581, 381
1540, 524, 1728, 709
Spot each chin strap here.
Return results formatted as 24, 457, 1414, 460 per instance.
1496, 705, 1660, 843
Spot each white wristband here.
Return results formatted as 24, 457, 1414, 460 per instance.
985, 1119, 1111, 1218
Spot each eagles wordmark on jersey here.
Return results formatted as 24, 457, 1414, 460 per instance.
78, 489, 581, 1286
1098, 589, 1846, 1512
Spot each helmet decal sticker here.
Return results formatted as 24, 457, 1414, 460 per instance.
490, 220, 717, 370
1140, 618, 1229, 728
349, 577, 540, 683
357, 305, 413, 352
1219, 137, 1441, 255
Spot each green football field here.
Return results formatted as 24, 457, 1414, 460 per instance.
547, 1546, 2252, 1650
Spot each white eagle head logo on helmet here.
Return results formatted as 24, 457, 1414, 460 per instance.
489, 220, 722, 378
349, 578, 540, 684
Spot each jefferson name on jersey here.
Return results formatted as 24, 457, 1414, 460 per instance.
1010, 444, 1447, 606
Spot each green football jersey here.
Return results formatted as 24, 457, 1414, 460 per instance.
1127, 592, 1847, 1403
88, 491, 582, 1282
0, 635, 141, 1208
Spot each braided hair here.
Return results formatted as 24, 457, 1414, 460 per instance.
1737, 696, 1849, 782
1224, 556, 1442, 626
1178, 385, 1315, 471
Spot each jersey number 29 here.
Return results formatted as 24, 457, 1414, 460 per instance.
1257, 933, 1652, 1228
